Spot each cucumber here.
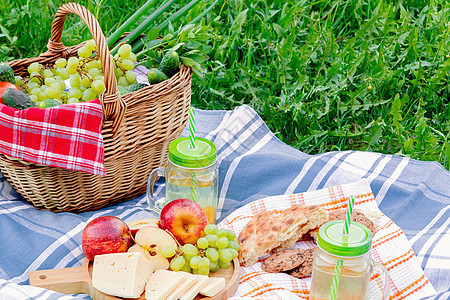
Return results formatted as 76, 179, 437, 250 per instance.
2, 88, 36, 110
158, 50, 180, 78
126, 82, 148, 92
148, 68, 169, 85
119, 83, 148, 95
37, 99, 62, 108
0, 63, 15, 84
118, 86, 128, 95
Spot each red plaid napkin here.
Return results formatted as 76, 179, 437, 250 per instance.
0, 99, 106, 176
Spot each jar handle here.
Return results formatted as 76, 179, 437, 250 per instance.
372, 260, 390, 300
146, 168, 165, 214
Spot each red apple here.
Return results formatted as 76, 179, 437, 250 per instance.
159, 199, 208, 245
82, 216, 133, 262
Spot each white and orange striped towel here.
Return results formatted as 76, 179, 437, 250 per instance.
219, 179, 437, 299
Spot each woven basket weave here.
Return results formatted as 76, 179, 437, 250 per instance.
0, 3, 191, 212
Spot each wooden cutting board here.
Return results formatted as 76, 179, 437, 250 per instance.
29, 258, 240, 300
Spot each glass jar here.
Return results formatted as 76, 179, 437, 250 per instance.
310, 220, 390, 300
147, 137, 218, 223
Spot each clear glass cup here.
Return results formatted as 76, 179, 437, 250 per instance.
146, 137, 218, 224
310, 220, 390, 300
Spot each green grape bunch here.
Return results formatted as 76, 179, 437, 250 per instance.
16, 41, 138, 108
160, 224, 240, 276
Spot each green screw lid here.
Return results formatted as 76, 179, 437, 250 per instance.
317, 220, 372, 257
168, 137, 217, 168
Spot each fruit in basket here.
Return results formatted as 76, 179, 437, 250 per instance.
127, 226, 177, 270
115, 44, 138, 87
81, 216, 133, 262
0, 63, 15, 83
126, 218, 159, 236
0, 82, 20, 102
2, 88, 36, 110
16, 41, 138, 106
159, 199, 208, 245
159, 50, 180, 78
148, 68, 169, 85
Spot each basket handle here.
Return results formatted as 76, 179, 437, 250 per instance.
47, 2, 126, 135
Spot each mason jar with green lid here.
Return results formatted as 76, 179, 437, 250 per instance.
310, 220, 390, 300
146, 137, 218, 223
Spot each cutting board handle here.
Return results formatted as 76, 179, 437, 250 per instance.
29, 260, 91, 295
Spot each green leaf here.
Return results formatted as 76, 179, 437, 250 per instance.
181, 56, 203, 72
146, 28, 161, 42
390, 93, 403, 126
272, 23, 286, 36
231, 9, 248, 32
403, 138, 415, 154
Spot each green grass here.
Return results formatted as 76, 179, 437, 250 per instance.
1, 0, 449, 169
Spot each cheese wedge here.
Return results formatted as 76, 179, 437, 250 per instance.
165, 272, 199, 300
92, 252, 154, 298
199, 277, 226, 297
145, 269, 186, 300
179, 274, 209, 300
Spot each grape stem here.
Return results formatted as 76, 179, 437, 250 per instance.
20, 74, 44, 89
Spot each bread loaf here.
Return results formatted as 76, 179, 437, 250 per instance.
238, 205, 328, 267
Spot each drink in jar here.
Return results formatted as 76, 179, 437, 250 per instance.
165, 164, 217, 223
147, 137, 218, 223
310, 260, 370, 300
309, 220, 390, 300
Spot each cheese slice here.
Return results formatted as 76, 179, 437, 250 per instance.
199, 277, 226, 297
165, 272, 199, 300
145, 269, 186, 300
179, 274, 209, 300
92, 252, 154, 298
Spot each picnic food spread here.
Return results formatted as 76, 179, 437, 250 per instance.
68, 197, 239, 299
1, 2, 444, 300
72, 197, 384, 299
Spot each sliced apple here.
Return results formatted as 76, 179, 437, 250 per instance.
128, 244, 169, 270
128, 226, 178, 270
126, 218, 159, 236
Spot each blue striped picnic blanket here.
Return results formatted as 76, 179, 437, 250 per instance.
0, 105, 448, 299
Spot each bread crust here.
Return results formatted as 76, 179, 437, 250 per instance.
238, 205, 328, 267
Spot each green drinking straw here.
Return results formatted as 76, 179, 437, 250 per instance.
188, 107, 198, 202
329, 195, 355, 300
189, 107, 196, 150
190, 171, 198, 203
330, 258, 344, 300
343, 195, 355, 235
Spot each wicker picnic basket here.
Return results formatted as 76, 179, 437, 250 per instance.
0, 3, 191, 212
